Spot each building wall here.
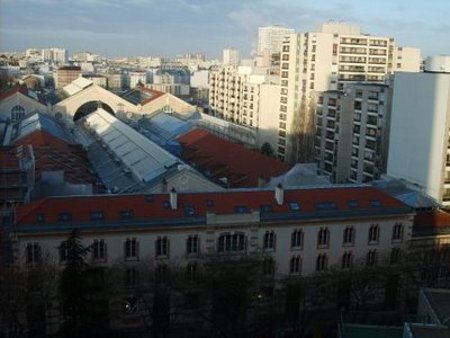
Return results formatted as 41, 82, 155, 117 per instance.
17, 211, 412, 277
387, 72, 450, 205
258, 83, 281, 151
0, 93, 48, 123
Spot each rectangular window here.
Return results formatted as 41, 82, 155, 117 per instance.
156, 237, 169, 258
125, 238, 138, 260
186, 235, 199, 256
92, 239, 106, 261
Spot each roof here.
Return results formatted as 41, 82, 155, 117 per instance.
11, 113, 73, 144
341, 325, 402, 338
85, 108, 179, 183
423, 288, 450, 325
413, 210, 450, 237
0, 84, 28, 101
178, 129, 291, 187
63, 77, 93, 96
409, 325, 450, 338
119, 86, 165, 105
14, 186, 411, 231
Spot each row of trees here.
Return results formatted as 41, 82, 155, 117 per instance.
1, 230, 449, 338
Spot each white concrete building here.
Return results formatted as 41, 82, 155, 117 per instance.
315, 83, 392, 183
223, 48, 240, 66
41, 48, 67, 64
257, 25, 295, 56
387, 56, 450, 207
277, 22, 421, 162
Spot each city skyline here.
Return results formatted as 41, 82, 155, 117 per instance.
1, 0, 449, 58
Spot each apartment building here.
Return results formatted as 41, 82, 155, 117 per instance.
208, 65, 280, 149
223, 48, 240, 66
387, 56, 450, 208
315, 83, 392, 183
257, 25, 295, 56
41, 48, 67, 64
277, 22, 420, 162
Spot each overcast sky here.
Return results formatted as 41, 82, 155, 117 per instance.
1, 0, 449, 59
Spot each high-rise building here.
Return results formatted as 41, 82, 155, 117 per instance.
223, 48, 240, 66
41, 48, 67, 64
387, 56, 450, 207
277, 22, 421, 162
257, 25, 295, 56
315, 83, 392, 183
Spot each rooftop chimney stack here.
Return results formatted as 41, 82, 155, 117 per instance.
170, 187, 177, 210
275, 183, 284, 205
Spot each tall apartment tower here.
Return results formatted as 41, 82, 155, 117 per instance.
223, 48, 240, 66
315, 83, 392, 183
387, 56, 450, 207
257, 25, 295, 56
277, 22, 421, 162
41, 48, 67, 64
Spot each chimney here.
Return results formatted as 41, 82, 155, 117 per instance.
170, 187, 177, 210
275, 183, 284, 205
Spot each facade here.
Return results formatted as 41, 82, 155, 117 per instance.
387, 57, 450, 207
277, 22, 421, 162
315, 83, 392, 183
127, 71, 147, 89
208, 65, 280, 149
55, 66, 82, 89
223, 48, 240, 66
41, 48, 67, 64
12, 185, 412, 275
257, 25, 295, 56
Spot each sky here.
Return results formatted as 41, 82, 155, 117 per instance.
0, 0, 449, 59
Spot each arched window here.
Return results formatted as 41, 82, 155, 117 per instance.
368, 224, 380, 244
317, 228, 330, 248
290, 255, 302, 275
316, 254, 328, 272
263, 231, 276, 251
26, 243, 41, 264
11, 105, 25, 122
217, 232, 246, 253
291, 229, 303, 249
392, 223, 403, 242
263, 257, 275, 276
366, 249, 377, 266
390, 248, 401, 265
185, 262, 198, 282
341, 252, 353, 269
343, 227, 355, 246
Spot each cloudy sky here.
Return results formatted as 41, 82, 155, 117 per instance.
1, 0, 449, 59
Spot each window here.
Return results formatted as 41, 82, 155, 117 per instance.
185, 262, 198, 282
263, 257, 275, 276
317, 228, 330, 248
263, 231, 276, 251
58, 212, 72, 222
368, 224, 380, 244
217, 233, 246, 253
90, 210, 104, 221
366, 250, 377, 266
156, 237, 169, 258
59, 241, 69, 263
342, 252, 353, 269
316, 254, 328, 272
120, 209, 134, 219
155, 264, 168, 284
36, 213, 45, 223
291, 229, 303, 249
260, 205, 273, 213
92, 239, 106, 261
392, 223, 403, 242
186, 235, 199, 256
290, 255, 302, 275
184, 205, 196, 217
125, 267, 139, 287
343, 227, 355, 246
288, 201, 301, 211
26, 243, 41, 264
11, 105, 25, 122
390, 248, 401, 265
124, 238, 138, 260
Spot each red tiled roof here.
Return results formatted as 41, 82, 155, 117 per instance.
13, 130, 95, 184
178, 129, 291, 187
0, 147, 20, 170
140, 87, 165, 105
0, 84, 28, 101
414, 210, 450, 229
16, 186, 409, 226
